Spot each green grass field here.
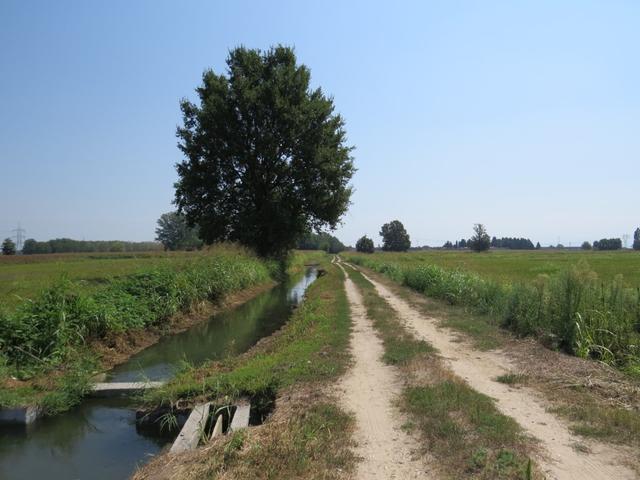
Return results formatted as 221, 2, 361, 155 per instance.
0, 251, 204, 309
345, 249, 640, 287
344, 249, 640, 374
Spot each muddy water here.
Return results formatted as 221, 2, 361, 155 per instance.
0, 268, 317, 480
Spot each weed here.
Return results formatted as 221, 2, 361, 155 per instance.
346, 253, 640, 372
495, 373, 528, 385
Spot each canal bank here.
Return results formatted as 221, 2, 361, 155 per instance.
0, 268, 318, 480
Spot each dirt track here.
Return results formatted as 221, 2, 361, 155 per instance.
336, 262, 432, 479
350, 264, 637, 480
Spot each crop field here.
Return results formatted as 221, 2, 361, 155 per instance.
0, 251, 205, 309
344, 249, 640, 375
345, 249, 640, 287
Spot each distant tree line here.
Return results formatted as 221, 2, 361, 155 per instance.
593, 238, 622, 251
442, 234, 535, 250
21, 238, 161, 255
634, 228, 640, 251
297, 232, 345, 253
491, 237, 535, 249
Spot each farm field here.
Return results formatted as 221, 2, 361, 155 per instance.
344, 249, 640, 287
0, 250, 207, 309
344, 249, 640, 376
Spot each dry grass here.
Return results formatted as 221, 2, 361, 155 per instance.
133, 386, 355, 480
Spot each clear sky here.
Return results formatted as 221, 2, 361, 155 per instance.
1, 1, 638, 248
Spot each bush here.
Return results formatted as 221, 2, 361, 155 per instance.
355, 236, 375, 253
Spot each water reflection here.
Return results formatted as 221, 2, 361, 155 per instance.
109, 267, 317, 382
0, 268, 317, 480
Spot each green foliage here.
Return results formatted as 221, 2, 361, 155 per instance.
469, 223, 491, 252
405, 382, 532, 479
155, 211, 203, 251
146, 260, 350, 407
297, 232, 345, 253
581, 241, 592, 250
0, 247, 275, 384
379, 220, 411, 251
2, 238, 16, 255
346, 254, 640, 372
495, 373, 528, 385
174, 46, 354, 258
593, 238, 622, 250
21, 238, 160, 254
633, 228, 640, 251
491, 237, 535, 249
355, 235, 374, 253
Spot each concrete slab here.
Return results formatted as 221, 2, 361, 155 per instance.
210, 413, 223, 440
229, 398, 251, 432
170, 403, 211, 454
0, 405, 40, 426
90, 381, 165, 397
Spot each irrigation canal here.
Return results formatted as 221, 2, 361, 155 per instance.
0, 267, 318, 480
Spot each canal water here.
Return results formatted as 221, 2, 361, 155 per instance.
0, 268, 317, 480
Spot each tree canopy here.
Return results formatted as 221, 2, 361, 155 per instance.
155, 212, 203, 251
634, 228, 640, 251
297, 232, 345, 254
355, 235, 375, 253
1, 238, 16, 255
380, 220, 411, 252
593, 238, 622, 251
490, 237, 535, 249
468, 224, 491, 252
174, 46, 354, 258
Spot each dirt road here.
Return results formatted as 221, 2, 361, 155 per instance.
336, 262, 432, 479
351, 264, 636, 480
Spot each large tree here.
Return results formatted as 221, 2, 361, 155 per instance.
380, 220, 411, 252
155, 212, 202, 251
174, 46, 354, 258
355, 235, 375, 253
468, 224, 491, 252
634, 228, 640, 251
2, 238, 16, 255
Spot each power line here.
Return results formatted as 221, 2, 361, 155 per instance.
11, 223, 26, 251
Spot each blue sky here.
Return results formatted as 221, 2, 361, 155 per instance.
1, 0, 638, 247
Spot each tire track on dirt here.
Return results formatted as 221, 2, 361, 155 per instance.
336, 263, 433, 479
351, 264, 636, 480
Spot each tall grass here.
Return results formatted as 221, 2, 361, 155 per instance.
0, 246, 276, 379
347, 255, 640, 373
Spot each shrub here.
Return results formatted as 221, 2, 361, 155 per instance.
355, 236, 375, 253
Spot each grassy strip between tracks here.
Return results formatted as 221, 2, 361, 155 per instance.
347, 267, 538, 480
